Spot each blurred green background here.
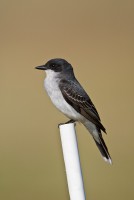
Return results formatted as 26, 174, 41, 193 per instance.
1, 0, 134, 199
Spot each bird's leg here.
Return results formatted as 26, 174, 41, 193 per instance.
65, 119, 75, 124
58, 119, 75, 128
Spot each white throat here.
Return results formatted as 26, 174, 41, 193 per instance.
44, 69, 60, 99
45, 69, 60, 80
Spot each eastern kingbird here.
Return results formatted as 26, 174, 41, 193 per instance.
35, 58, 112, 164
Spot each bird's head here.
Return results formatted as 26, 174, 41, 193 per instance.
35, 58, 73, 74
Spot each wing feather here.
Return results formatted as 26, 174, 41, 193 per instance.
59, 79, 106, 133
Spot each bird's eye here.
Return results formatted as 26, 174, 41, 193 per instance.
50, 63, 61, 72
51, 64, 55, 68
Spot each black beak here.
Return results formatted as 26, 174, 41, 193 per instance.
35, 65, 47, 70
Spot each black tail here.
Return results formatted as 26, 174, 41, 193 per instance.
93, 134, 112, 164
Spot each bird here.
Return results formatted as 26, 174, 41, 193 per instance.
35, 58, 112, 164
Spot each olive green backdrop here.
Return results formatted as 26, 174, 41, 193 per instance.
1, 0, 134, 199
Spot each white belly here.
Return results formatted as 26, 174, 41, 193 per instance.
44, 71, 82, 120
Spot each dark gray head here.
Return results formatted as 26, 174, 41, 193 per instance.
35, 58, 73, 74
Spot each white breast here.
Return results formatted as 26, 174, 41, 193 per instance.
44, 70, 83, 120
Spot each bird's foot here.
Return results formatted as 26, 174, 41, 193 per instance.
58, 119, 75, 128
65, 119, 75, 124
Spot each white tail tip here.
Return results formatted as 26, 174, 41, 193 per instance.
103, 157, 112, 165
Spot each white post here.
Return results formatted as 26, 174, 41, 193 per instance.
59, 123, 86, 200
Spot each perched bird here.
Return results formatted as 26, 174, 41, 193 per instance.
35, 58, 112, 164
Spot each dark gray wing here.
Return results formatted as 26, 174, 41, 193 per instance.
59, 79, 106, 133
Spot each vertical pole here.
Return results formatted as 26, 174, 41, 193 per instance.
59, 123, 86, 200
